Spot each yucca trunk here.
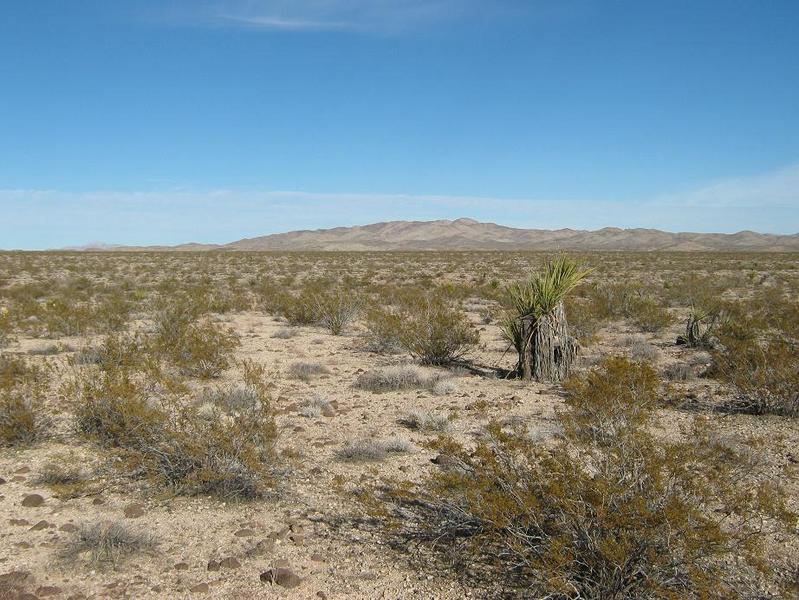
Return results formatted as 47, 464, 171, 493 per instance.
519, 301, 578, 382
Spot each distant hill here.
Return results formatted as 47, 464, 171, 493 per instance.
69, 218, 799, 252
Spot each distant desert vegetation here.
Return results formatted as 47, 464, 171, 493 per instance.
0, 250, 797, 599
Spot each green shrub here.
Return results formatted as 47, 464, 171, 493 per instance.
313, 291, 361, 335
0, 357, 50, 446
711, 310, 799, 416
367, 358, 794, 598
366, 293, 479, 365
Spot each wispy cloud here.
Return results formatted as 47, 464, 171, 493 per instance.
184, 0, 493, 34
2, 163, 798, 249
654, 163, 799, 209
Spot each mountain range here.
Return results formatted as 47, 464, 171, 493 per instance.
67, 219, 799, 252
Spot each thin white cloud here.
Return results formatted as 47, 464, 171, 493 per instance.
189, 0, 488, 33
220, 15, 353, 31
2, 162, 798, 249
654, 163, 799, 209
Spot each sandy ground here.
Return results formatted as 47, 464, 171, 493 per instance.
1, 311, 797, 599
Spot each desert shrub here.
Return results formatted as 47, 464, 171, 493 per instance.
337, 437, 412, 462
276, 285, 320, 326
34, 462, 84, 486
354, 365, 450, 393
40, 297, 93, 337
664, 362, 695, 382
0, 358, 51, 447
710, 306, 799, 416
272, 328, 298, 339
94, 289, 133, 333
430, 378, 458, 396
563, 296, 602, 343
629, 340, 660, 362
0, 309, 13, 348
62, 521, 156, 566
589, 282, 673, 332
288, 361, 330, 381
313, 291, 361, 335
368, 357, 794, 598
363, 306, 405, 354
366, 293, 479, 365
298, 394, 332, 418
628, 297, 674, 332
199, 384, 261, 413
400, 410, 450, 433
74, 371, 167, 449
0, 390, 50, 447
140, 399, 276, 499
151, 307, 239, 379
75, 364, 278, 499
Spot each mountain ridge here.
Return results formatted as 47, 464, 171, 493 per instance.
62, 219, 799, 252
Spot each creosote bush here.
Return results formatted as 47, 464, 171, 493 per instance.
0, 357, 51, 447
366, 357, 795, 598
73, 361, 278, 499
313, 291, 361, 335
366, 292, 478, 365
710, 299, 799, 416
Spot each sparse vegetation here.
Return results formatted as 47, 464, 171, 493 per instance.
368, 357, 795, 598
62, 521, 156, 566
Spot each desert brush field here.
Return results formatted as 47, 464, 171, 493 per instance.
0, 250, 797, 599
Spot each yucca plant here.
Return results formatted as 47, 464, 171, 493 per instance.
501, 256, 591, 381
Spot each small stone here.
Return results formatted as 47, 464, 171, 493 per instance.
59, 524, 78, 533
91, 497, 105, 506
123, 504, 145, 519
206, 560, 220, 572
30, 520, 50, 531
219, 557, 240, 569
310, 553, 325, 562
189, 582, 209, 593
316, 592, 327, 599
260, 567, 302, 589
10, 519, 30, 526
0, 477, 6, 485
21, 494, 44, 507
15, 466, 31, 474
174, 562, 189, 571
234, 528, 257, 540
36, 586, 63, 597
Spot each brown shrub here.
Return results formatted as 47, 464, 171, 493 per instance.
367, 358, 795, 598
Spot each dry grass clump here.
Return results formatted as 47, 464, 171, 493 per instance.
34, 462, 85, 486
629, 339, 661, 362
62, 521, 156, 566
354, 365, 452, 393
272, 328, 298, 339
200, 384, 261, 413
365, 292, 478, 365
400, 410, 450, 433
288, 361, 330, 382
298, 394, 332, 418
368, 357, 795, 598
336, 437, 413, 462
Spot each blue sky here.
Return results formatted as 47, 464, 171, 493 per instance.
1, 0, 798, 248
